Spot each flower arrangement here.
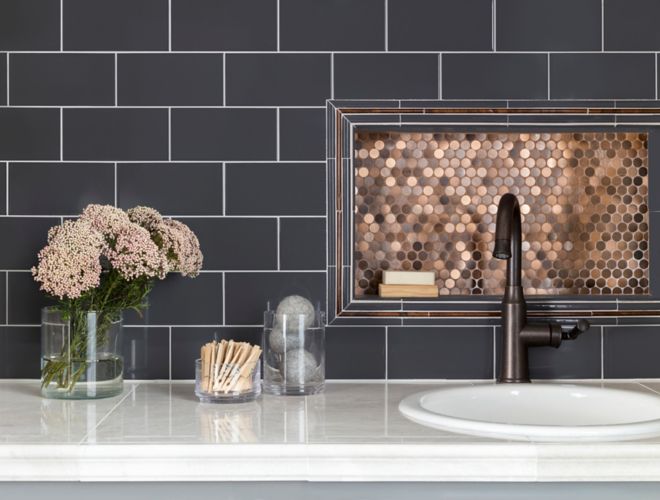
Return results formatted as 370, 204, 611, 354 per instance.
33, 204, 203, 393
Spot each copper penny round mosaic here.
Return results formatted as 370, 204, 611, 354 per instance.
354, 131, 649, 296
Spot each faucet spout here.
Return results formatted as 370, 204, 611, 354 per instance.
494, 193, 522, 287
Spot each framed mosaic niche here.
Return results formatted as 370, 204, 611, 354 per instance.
326, 100, 660, 324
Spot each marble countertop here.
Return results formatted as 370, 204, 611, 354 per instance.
2, 380, 660, 482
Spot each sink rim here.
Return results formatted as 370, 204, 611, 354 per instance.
399, 383, 660, 442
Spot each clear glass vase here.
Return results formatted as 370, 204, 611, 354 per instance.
41, 307, 124, 399
263, 309, 325, 396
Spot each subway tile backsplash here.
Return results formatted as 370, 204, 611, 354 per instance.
1, 0, 660, 380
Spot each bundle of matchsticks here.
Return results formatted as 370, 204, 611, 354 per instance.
200, 340, 262, 394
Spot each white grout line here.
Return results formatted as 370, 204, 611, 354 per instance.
656, 53, 658, 100
276, 0, 280, 52
384, 0, 388, 52
5, 162, 8, 215
384, 326, 388, 379
221, 272, 226, 325
8, 50, 660, 54
600, 326, 604, 380
168, 327, 172, 380
276, 216, 281, 270
492, 0, 496, 51
0, 214, 326, 220
547, 53, 550, 99
7, 159, 325, 164
114, 53, 118, 106
222, 162, 226, 215
167, 108, 172, 161
438, 53, 442, 99
222, 53, 226, 106
168, 0, 172, 52
276, 107, 280, 161
4, 272, 7, 325
0, 105, 327, 109
60, 0, 63, 52
493, 326, 497, 381
601, 0, 605, 52
330, 53, 334, 99
5, 54, 8, 105
113, 162, 117, 206
59, 108, 63, 161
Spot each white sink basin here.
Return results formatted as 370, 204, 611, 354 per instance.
399, 384, 660, 442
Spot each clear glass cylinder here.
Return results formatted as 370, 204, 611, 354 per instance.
41, 307, 123, 399
195, 359, 261, 403
263, 309, 325, 396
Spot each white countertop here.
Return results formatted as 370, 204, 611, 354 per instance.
2, 380, 660, 482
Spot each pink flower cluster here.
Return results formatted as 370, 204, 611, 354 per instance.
32, 204, 204, 299
32, 220, 105, 299
128, 206, 203, 277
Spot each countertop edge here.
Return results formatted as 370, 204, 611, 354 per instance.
2, 443, 660, 482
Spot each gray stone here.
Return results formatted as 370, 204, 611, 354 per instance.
268, 325, 304, 354
283, 349, 318, 385
275, 295, 315, 333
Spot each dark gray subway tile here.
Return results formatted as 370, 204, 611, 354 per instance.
117, 163, 222, 215
118, 54, 223, 106
281, 0, 384, 51
123, 327, 170, 380
183, 218, 277, 270
334, 54, 438, 100
388, 327, 493, 379
172, 0, 276, 51
550, 54, 655, 100
604, 326, 660, 378
225, 272, 325, 324
443, 54, 547, 100
64, 109, 168, 161
171, 108, 276, 161
279, 108, 325, 161
280, 218, 326, 270
326, 326, 385, 379
0, 54, 5, 105
172, 327, 261, 379
10, 54, 114, 106
9, 163, 114, 215
605, 0, 660, 50
226, 163, 325, 216
226, 54, 331, 106
7, 272, 54, 325
0, 0, 60, 50
0, 218, 56, 269
0, 109, 60, 160
0, 327, 40, 378
124, 274, 222, 326
389, 0, 491, 51
64, 0, 168, 50
495, 327, 602, 380
497, 0, 600, 51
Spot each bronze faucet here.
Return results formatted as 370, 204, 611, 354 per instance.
494, 193, 589, 383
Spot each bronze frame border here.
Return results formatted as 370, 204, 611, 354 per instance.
327, 101, 660, 322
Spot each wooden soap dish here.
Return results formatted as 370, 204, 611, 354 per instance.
379, 284, 439, 298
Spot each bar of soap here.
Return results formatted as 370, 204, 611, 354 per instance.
379, 284, 439, 298
382, 270, 435, 285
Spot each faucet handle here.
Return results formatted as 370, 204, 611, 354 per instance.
560, 319, 590, 341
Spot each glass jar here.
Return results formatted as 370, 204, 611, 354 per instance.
41, 307, 123, 399
263, 308, 325, 396
195, 358, 261, 403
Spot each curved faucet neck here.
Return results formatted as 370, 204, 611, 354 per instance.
494, 193, 522, 288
